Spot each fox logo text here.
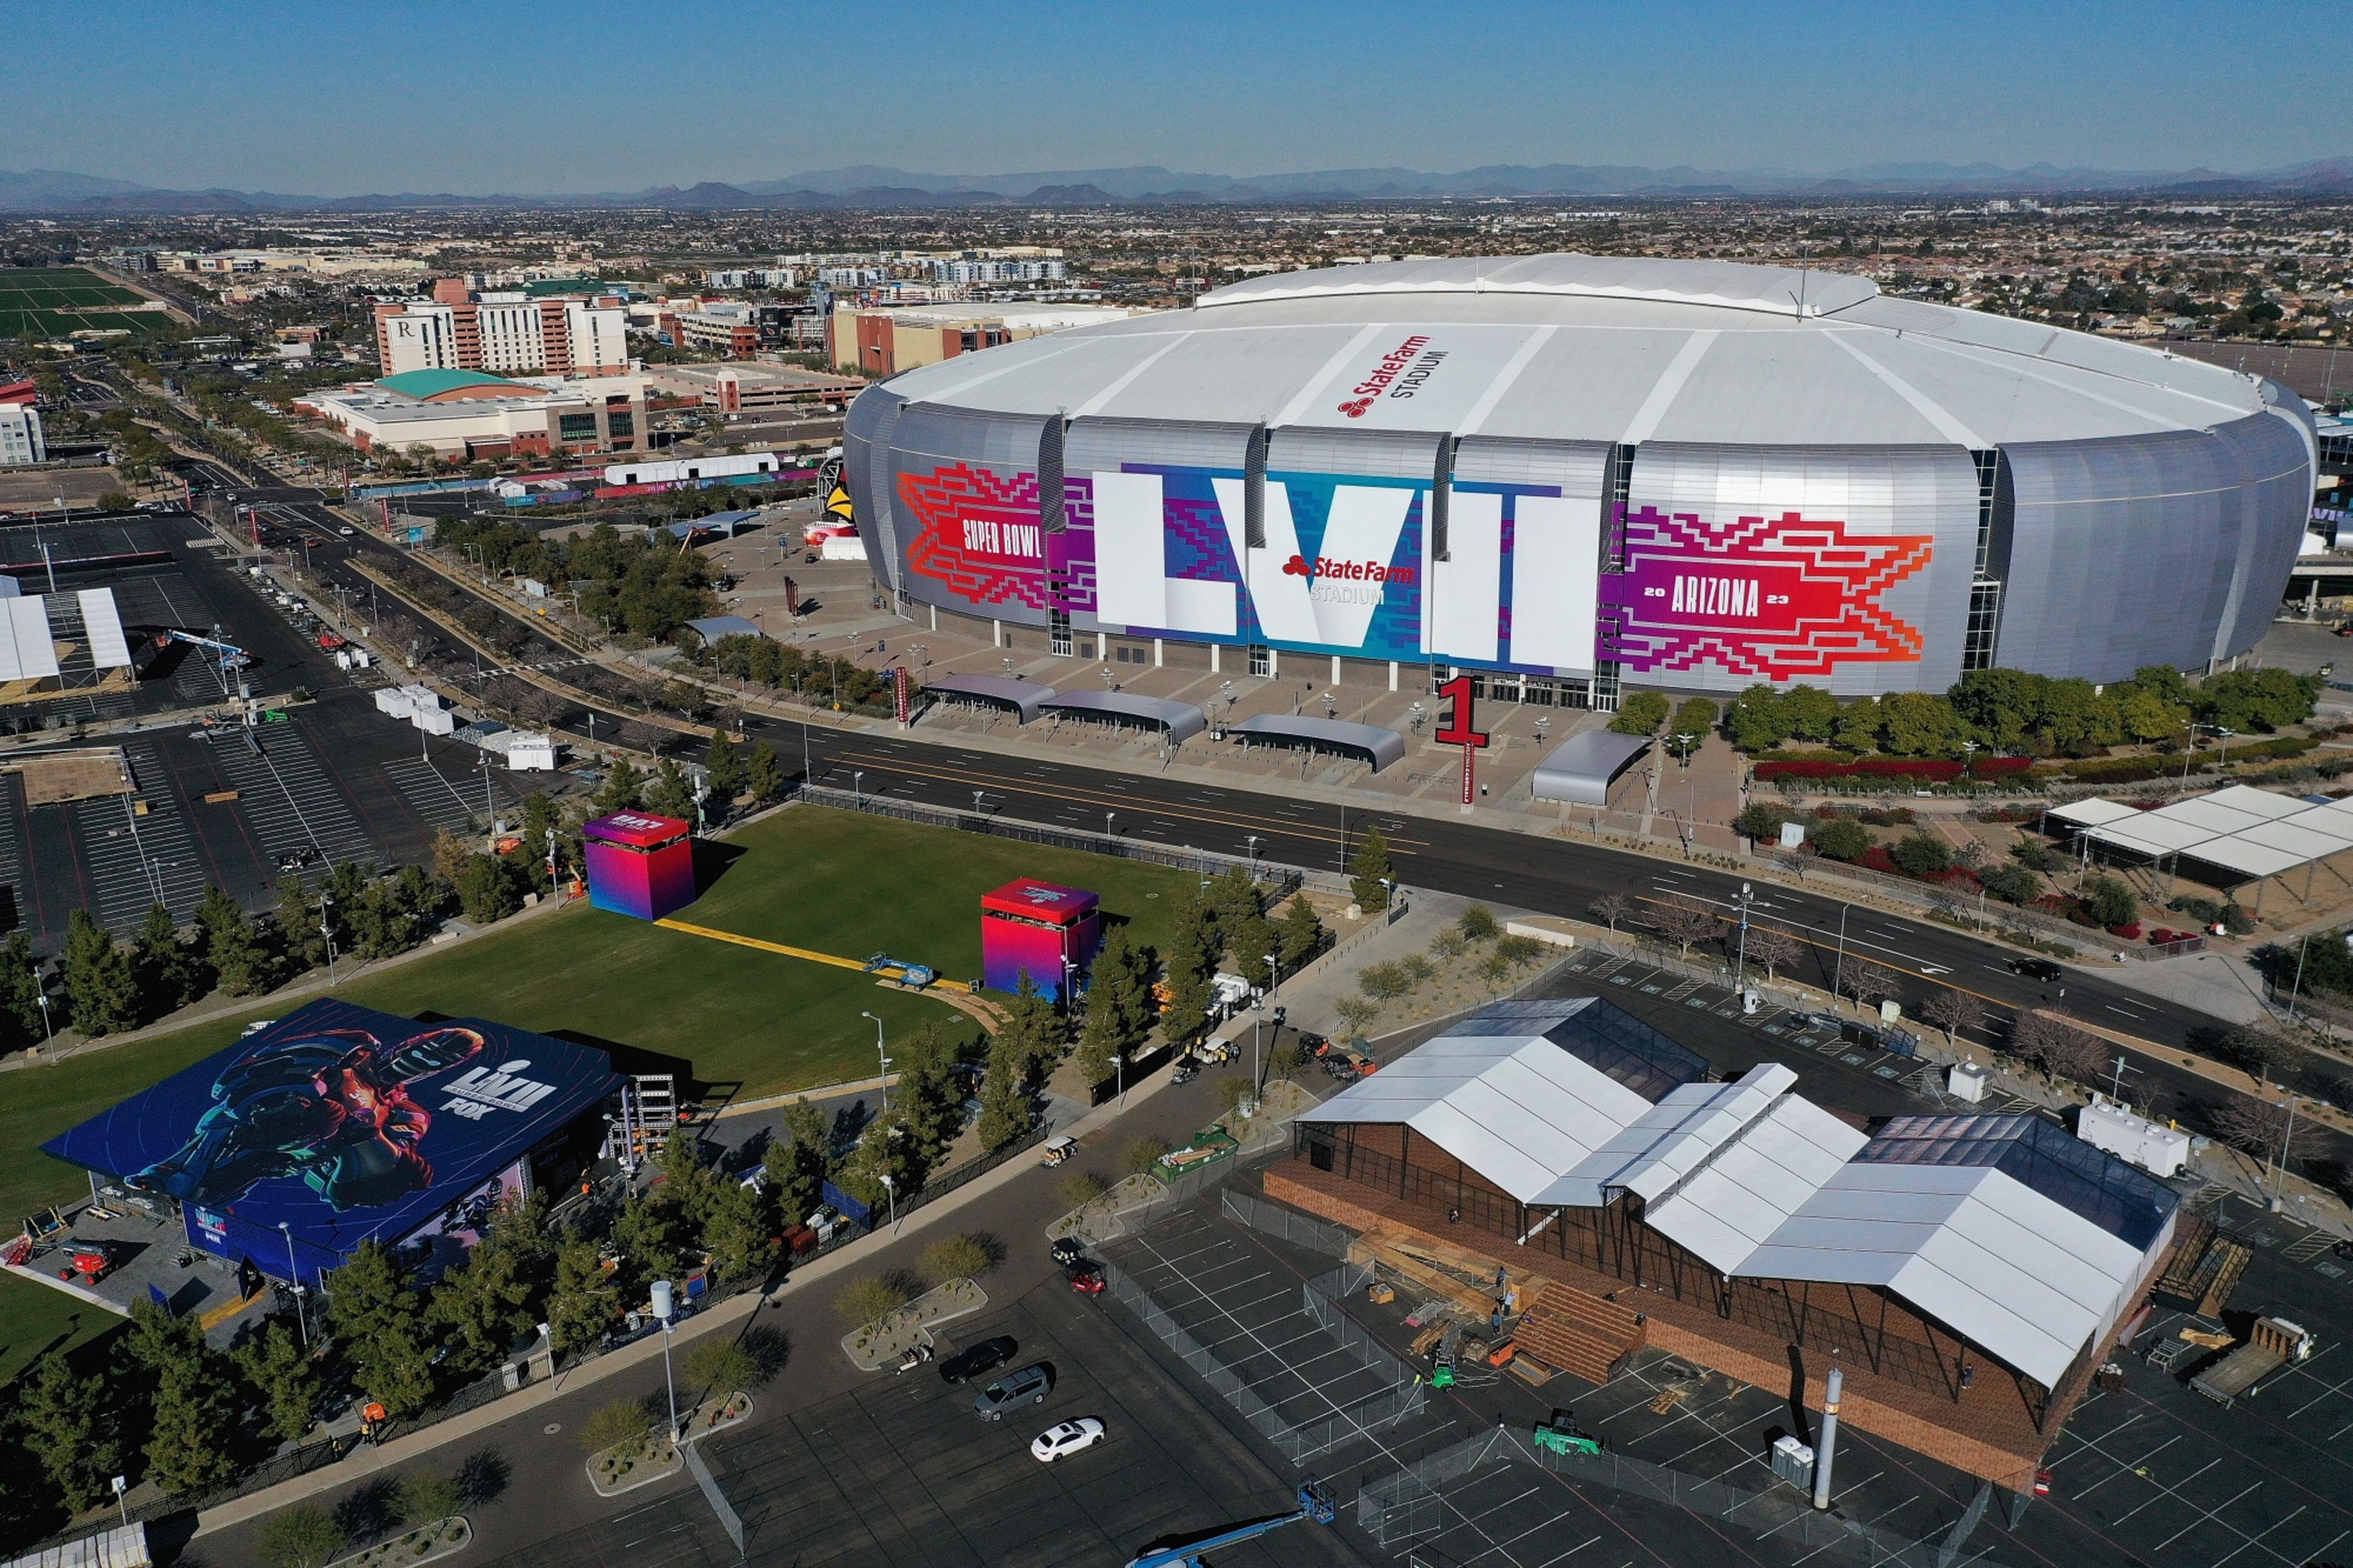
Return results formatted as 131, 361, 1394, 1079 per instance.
442, 1059, 559, 1120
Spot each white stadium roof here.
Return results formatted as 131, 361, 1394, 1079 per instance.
882, 252, 2277, 450
1305, 1002, 2178, 1389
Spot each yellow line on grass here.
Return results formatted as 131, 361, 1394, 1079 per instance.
652, 918, 974, 992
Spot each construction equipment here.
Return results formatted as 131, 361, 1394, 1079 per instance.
863, 952, 937, 989
2191, 1316, 2315, 1407
1123, 1480, 1335, 1568
1533, 1408, 1604, 1458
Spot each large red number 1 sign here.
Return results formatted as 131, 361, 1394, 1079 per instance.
1434, 674, 1488, 807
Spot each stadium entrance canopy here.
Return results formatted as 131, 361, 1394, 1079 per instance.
1040, 689, 1207, 742
922, 672, 1052, 723
43, 999, 621, 1286
1531, 730, 1653, 807
2045, 784, 2353, 911
1224, 713, 1405, 773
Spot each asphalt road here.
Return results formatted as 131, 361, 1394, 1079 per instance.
182, 465, 2318, 1162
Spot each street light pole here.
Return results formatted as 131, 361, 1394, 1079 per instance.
881, 1171, 899, 1234
1832, 903, 1850, 1011
279, 1222, 309, 1348
650, 1280, 679, 1440
1734, 883, 1752, 989
862, 1011, 889, 1115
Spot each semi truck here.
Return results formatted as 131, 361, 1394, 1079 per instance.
2190, 1316, 2315, 1407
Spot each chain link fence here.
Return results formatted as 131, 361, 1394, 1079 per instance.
794, 784, 1348, 897
1221, 1189, 1354, 1257
1357, 1424, 1999, 1567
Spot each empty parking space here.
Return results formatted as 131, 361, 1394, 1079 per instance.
207, 724, 378, 872
70, 743, 208, 930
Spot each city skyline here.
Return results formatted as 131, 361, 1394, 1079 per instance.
0, 0, 2340, 198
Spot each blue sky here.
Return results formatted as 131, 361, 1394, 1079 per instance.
0, 0, 2336, 194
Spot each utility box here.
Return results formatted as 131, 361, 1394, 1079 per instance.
1770, 1434, 1816, 1490
1778, 821, 1806, 850
1947, 1062, 1988, 1103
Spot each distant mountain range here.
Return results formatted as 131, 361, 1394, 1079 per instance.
9, 158, 2353, 212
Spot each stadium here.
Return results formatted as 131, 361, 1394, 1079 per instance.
844, 254, 2317, 703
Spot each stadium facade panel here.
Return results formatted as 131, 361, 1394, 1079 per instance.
845, 255, 2316, 695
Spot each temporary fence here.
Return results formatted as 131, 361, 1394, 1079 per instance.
1096, 1254, 1424, 1466
793, 783, 1349, 898
1357, 1424, 2002, 1568
1221, 1189, 1354, 1257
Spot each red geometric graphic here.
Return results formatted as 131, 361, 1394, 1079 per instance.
899, 463, 1048, 610
1602, 506, 1934, 682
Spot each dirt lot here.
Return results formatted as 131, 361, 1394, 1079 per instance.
0, 466, 126, 511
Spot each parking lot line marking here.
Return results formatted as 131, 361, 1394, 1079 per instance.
2108, 1455, 2222, 1524
2147, 1479, 2267, 1555
1529, 1534, 1604, 1568
2206, 1504, 2309, 1568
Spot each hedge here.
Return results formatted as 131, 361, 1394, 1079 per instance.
1754, 755, 2031, 783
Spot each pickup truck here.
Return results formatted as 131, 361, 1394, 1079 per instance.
2190, 1316, 2315, 1407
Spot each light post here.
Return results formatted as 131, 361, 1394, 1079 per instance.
111, 1475, 128, 1530
1673, 731, 1697, 768
279, 1221, 309, 1348
973, 789, 985, 816
1105, 810, 1116, 838
1734, 883, 1752, 989
879, 1171, 899, 1234
853, 769, 863, 806
1832, 902, 1850, 1011
650, 1279, 679, 1441
862, 1010, 889, 1114
33, 972, 53, 1057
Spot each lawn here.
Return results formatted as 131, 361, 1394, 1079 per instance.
0, 267, 146, 306
0, 806, 1195, 1230
0, 1269, 120, 1385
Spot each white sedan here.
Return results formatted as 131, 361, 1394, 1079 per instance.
1030, 1418, 1105, 1462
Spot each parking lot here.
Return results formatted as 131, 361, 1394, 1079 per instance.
0, 512, 541, 948
485, 1284, 1357, 1568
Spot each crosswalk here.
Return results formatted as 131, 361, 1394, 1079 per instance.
209, 727, 376, 874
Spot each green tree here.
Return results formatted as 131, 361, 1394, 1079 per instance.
134, 902, 197, 1019
546, 1231, 619, 1359
611, 1192, 683, 1296
645, 757, 698, 821
1723, 685, 1787, 750
1277, 896, 1325, 970
2195, 668, 2321, 732
1890, 833, 1953, 877
1229, 903, 1278, 989
1671, 697, 1721, 745
347, 877, 419, 959
1879, 691, 1967, 756
1159, 894, 1219, 1048
744, 741, 787, 803
1812, 818, 1871, 861
1981, 863, 2041, 905
430, 1199, 553, 1373
833, 1110, 923, 1212
976, 1037, 1035, 1149
703, 730, 744, 803
198, 882, 270, 996
596, 758, 647, 812
775, 1097, 831, 1222
62, 909, 138, 1036
1734, 802, 1790, 845
2114, 685, 2187, 745
2083, 874, 2138, 928
124, 1301, 236, 1495
703, 1175, 782, 1285
1833, 696, 1884, 753
1349, 825, 1395, 911
277, 876, 327, 972
659, 1129, 725, 1233
1780, 684, 1841, 742
1077, 924, 1152, 1086
457, 853, 524, 924
17, 1352, 118, 1511
236, 1319, 321, 1445
325, 1241, 437, 1418
0, 930, 46, 1049
257, 1506, 344, 1568
1609, 690, 1668, 735
683, 1339, 763, 1400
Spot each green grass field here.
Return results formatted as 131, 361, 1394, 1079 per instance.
0, 1270, 119, 1385
0, 267, 146, 306
0, 807, 1193, 1234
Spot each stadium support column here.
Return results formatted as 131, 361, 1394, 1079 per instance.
1812, 1362, 1842, 1509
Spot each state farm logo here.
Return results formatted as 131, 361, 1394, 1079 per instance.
1282, 552, 1414, 605
1337, 334, 1443, 418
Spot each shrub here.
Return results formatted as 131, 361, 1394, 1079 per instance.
1115, 1135, 1171, 1179
260, 1507, 345, 1568
1457, 905, 1500, 942
1055, 1170, 1108, 1208
1397, 952, 1436, 987
1215, 1075, 1257, 1118
833, 1274, 913, 1326
918, 1234, 993, 1284
577, 1399, 655, 1454
683, 1339, 763, 1397
1333, 995, 1381, 1032
1494, 934, 1546, 967
1358, 961, 1411, 1001
1889, 833, 1954, 877
1429, 929, 1468, 960
2083, 874, 2138, 929
1980, 863, 2041, 906
1812, 819, 1871, 861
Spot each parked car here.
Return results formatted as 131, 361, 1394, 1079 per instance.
1171, 1056, 1199, 1086
1067, 1266, 1106, 1297
1049, 1237, 1086, 1268
1031, 1418, 1105, 1462
938, 1335, 1018, 1386
973, 1363, 1053, 1420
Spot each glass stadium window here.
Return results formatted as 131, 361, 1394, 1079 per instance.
1248, 645, 1271, 677
1049, 608, 1073, 657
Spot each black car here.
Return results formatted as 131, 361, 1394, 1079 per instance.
2008, 958, 2065, 983
938, 1335, 1018, 1385
1049, 1237, 1085, 1267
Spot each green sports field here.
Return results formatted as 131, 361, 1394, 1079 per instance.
0, 266, 166, 340
0, 807, 1195, 1238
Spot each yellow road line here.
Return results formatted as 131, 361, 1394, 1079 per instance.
652, 918, 973, 992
